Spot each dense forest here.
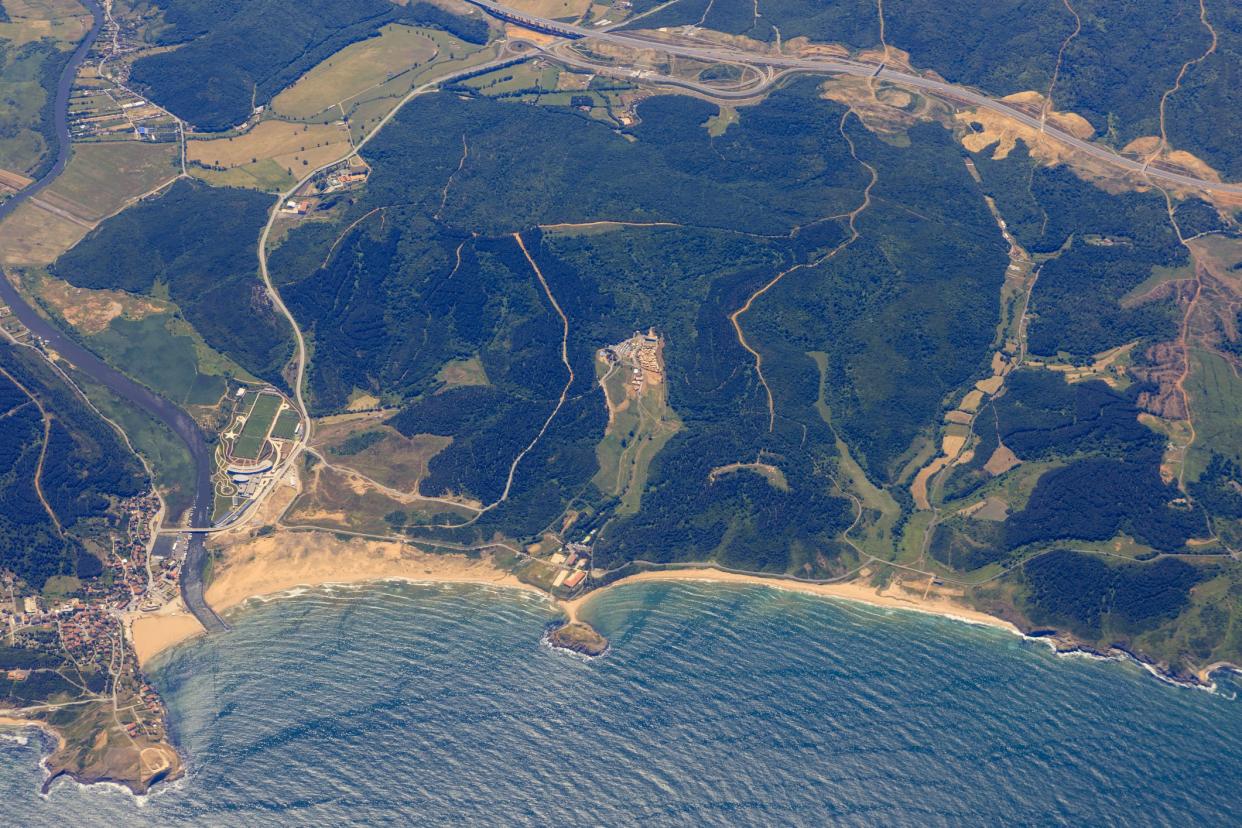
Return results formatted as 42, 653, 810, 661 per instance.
934, 371, 1206, 570
0, 344, 146, 590
129, 0, 489, 129
51, 180, 293, 385
1022, 550, 1207, 639
971, 146, 1184, 358
266, 81, 1012, 572
1165, 0, 1242, 181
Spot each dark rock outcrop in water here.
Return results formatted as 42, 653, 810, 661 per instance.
546, 622, 609, 657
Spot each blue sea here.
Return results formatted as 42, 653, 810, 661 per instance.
1, 581, 1239, 825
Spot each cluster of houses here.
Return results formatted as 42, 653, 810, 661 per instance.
602, 330, 664, 395
550, 534, 595, 591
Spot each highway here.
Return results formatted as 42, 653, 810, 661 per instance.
466, 0, 1242, 196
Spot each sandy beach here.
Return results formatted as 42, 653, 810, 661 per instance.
129, 527, 1023, 666
128, 532, 546, 665
126, 600, 207, 667
562, 568, 1020, 634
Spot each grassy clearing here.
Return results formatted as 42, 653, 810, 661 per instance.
704, 106, 739, 136
344, 30, 497, 143
315, 413, 450, 492
188, 159, 295, 192
43, 142, 178, 220
270, 23, 437, 119
435, 355, 488, 389
187, 120, 352, 189
0, 0, 91, 173
287, 463, 472, 535
1184, 348, 1242, 479
592, 352, 680, 514
86, 314, 227, 406
65, 366, 197, 520
809, 351, 902, 556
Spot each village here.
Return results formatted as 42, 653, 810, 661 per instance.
0, 490, 179, 745
548, 533, 596, 592
600, 328, 664, 395
66, 7, 182, 143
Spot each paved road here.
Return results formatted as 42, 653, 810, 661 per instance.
467, 0, 1242, 196
0, 0, 226, 633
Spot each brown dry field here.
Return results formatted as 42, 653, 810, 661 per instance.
314, 415, 451, 493
44, 141, 178, 221
708, 461, 789, 491
502, 0, 590, 18
0, 142, 180, 264
0, 202, 88, 265
0, 168, 33, 190
187, 121, 352, 173
970, 497, 1010, 521
287, 463, 471, 535
983, 443, 1021, 476
33, 272, 166, 334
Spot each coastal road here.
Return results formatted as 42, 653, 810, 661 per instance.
466, 0, 1242, 196
0, 0, 227, 634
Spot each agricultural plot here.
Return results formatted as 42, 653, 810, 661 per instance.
341, 30, 498, 143
0, 141, 178, 264
187, 121, 353, 191
270, 24, 438, 120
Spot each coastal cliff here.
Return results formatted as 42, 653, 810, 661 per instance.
2, 706, 184, 796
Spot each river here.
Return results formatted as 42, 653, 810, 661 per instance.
0, 0, 224, 631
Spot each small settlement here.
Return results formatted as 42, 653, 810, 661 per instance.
549, 531, 596, 591
279, 158, 370, 216
0, 491, 176, 745
600, 328, 664, 395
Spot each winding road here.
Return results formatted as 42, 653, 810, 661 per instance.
467, 0, 1242, 196
2, 0, 1235, 637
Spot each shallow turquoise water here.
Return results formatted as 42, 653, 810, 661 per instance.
1, 581, 1238, 825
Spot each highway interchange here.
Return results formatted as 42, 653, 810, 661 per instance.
466, 0, 1242, 197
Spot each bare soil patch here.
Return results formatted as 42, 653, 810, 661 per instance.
984, 443, 1020, 476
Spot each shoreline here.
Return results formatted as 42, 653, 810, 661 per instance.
129, 534, 1240, 691
561, 568, 1021, 635
0, 716, 65, 754
128, 534, 549, 666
